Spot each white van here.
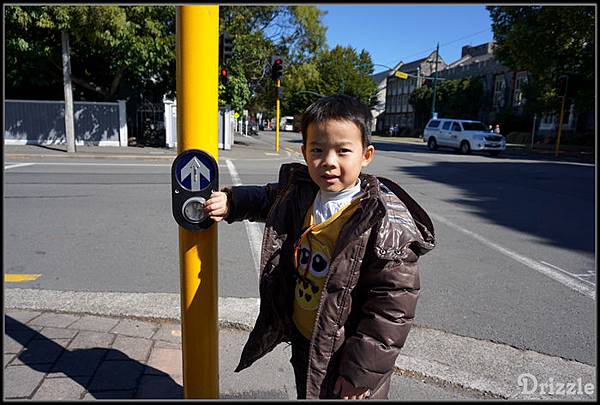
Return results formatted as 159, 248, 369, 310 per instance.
423, 118, 506, 156
280, 116, 294, 131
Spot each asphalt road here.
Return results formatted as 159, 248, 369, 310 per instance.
4, 131, 596, 367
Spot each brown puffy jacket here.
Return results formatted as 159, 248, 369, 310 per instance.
224, 163, 435, 398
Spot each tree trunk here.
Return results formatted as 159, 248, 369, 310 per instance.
62, 30, 76, 153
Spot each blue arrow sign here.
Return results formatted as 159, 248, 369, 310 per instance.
174, 151, 216, 191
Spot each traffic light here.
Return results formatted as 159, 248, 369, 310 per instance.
557, 75, 568, 97
219, 67, 228, 84
271, 57, 284, 81
219, 33, 233, 65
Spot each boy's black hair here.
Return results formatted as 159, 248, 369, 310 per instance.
300, 94, 373, 148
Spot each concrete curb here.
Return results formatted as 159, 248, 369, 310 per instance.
6, 288, 595, 400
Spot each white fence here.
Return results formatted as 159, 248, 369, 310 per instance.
4, 99, 127, 146
164, 99, 233, 150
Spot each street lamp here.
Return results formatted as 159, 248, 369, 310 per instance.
429, 43, 440, 119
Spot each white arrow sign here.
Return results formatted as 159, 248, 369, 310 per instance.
180, 156, 211, 191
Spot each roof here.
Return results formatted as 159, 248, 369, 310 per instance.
446, 52, 495, 68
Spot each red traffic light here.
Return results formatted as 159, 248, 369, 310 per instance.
219, 67, 228, 84
274, 58, 282, 65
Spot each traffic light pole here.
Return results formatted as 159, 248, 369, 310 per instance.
176, 5, 219, 399
275, 79, 280, 153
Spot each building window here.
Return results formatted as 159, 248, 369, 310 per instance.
493, 75, 506, 109
513, 72, 528, 106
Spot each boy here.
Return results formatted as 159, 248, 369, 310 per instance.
204, 95, 435, 399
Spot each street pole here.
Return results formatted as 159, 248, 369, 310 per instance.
431, 43, 440, 119
61, 31, 76, 153
554, 95, 567, 157
275, 79, 280, 152
176, 5, 219, 399
530, 114, 537, 151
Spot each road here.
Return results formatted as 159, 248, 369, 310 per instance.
4, 131, 596, 368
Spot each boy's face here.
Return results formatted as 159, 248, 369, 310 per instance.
302, 119, 374, 193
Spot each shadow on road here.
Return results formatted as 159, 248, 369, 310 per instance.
393, 160, 595, 254
5, 315, 183, 399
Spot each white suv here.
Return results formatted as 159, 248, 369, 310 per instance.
423, 118, 506, 156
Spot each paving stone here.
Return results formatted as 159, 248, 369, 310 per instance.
84, 390, 135, 399
68, 331, 115, 349
154, 340, 181, 349
4, 310, 42, 326
28, 313, 81, 328
152, 323, 182, 344
67, 315, 120, 333
145, 347, 182, 381
110, 319, 158, 339
88, 360, 145, 391
13, 338, 70, 365
3, 365, 47, 399
32, 377, 87, 400
51, 347, 107, 376
4, 331, 36, 354
36, 327, 78, 340
105, 335, 152, 362
135, 375, 183, 399
5, 353, 17, 367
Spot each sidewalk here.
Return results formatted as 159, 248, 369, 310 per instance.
4, 308, 486, 400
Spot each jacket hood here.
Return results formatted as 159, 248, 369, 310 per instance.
366, 175, 436, 258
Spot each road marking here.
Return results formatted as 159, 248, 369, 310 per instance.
4, 163, 36, 170
539, 261, 596, 286
5, 274, 42, 282
224, 159, 263, 277
430, 213, 596, 300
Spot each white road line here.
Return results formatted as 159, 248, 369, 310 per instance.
539, 260, 596, 286
224, 159, 263, 277
430, 213, 596, 300
4, 163, 36, 170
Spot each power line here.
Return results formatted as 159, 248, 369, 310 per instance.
381, 28, 492, 69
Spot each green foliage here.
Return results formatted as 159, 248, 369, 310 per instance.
219, 5, 327, 116
487, 6, 594, 113
5, 5, 176, 101
409, 78, 484, 123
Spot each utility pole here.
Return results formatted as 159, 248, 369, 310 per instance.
430, 43, 440, 119
61, 31, 76, 153
276, 79, 281, 152
176, 5, 219, 398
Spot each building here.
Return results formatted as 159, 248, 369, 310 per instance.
369, 69, 391, 133
378, 50, 446, 134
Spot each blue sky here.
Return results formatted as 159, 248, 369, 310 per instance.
318, 5, 495, 74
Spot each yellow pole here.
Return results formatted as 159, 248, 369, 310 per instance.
554, 95, 567, 158
275, 79, 280, 153
176, 5, 219, 399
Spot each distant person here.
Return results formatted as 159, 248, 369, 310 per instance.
204, 95, 436, 399
489, 124, 494, 132
494, 124, 501, 134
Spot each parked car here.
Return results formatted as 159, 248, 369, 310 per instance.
423, 118, 506, 156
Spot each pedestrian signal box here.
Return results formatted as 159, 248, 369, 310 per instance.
172, 149, 219, 231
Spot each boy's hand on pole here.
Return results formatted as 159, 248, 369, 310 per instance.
334, 375, 370, 400
204, 191, 229, 222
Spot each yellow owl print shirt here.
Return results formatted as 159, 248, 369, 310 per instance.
292, 197, 362, 340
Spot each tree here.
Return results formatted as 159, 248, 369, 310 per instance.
5, 5, 176, 102
219, 6, 327, 115
409, 78, 484, 123
487, 6, 594, 113
313, 46, 377, 106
